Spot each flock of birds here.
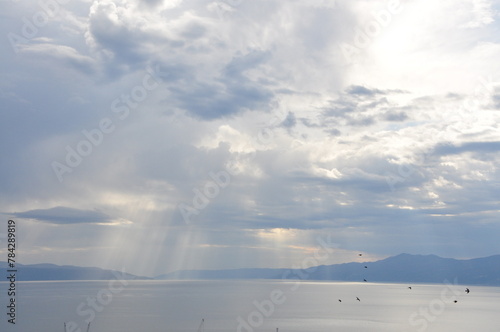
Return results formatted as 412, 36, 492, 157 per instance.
336, 254, 471, 304
65, 253, 473, 332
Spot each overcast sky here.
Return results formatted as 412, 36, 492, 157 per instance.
1, 0, 500, 277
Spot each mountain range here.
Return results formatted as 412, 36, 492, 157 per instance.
2, 254, 499, 285
0, 261, 150, 281
156, 253, 500, 286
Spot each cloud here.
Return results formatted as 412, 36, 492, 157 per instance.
317, 85, 410, 130
461, 0, 496, 28
12, 206, 114, 225
86, 0, 165, 70
346, 85, 384, 96
382, 111, 409, 122
280, 112, 297, 129
17, 42, 97, 74
170, 50, 275, 119
433, 141, 500, 156
1, 0, 500, 276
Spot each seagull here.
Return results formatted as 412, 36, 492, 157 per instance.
465, 288, 470, 294
356, 297, 360, 302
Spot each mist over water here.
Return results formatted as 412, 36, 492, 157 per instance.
0, 280, 499, 332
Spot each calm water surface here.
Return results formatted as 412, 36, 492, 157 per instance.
0, 280, 499, 332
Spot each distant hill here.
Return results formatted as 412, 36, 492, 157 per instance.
156, 253, 500, 286
0, 262, 150, 281
2, 254, 499, 285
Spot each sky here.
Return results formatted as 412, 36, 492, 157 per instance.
1, 0, 500, 277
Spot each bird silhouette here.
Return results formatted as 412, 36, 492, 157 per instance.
364, 266, 367, 268
465, 288, 470, 294
408, 286, 412, 290
338, 299, 342, 303
356, 297, 360, 302
363, 279, 367, 282
359, 254, 362, 256
454, 300, 458, 303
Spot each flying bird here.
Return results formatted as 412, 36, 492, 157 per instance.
465, 288, 470, 294
454, 300, 458, 303
408, 286, 412, 290
338, 299, 342, 302
359, 254, 362, 256
356, 297, 360, 302
364, 266, 368, 268
363, 279, 367, 282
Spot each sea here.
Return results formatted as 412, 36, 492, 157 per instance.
0, 279, 499, 332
